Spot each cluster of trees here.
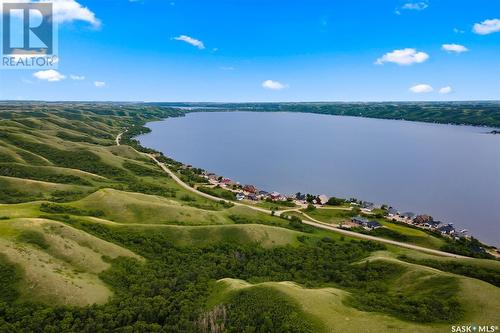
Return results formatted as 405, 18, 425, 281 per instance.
185, 102, 500, 128
221, 287, 315, 333
440, 237, 493, 259
122, 161, 165, 177
0, 215, 456, 331
0, 163, 91, 186
399, 255, 500, 287
39, 203, 104, 217
198, 186, 236, 201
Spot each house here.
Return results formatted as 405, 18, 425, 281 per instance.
438, 224, 455, 235
352, 216, 370, 225
401, 212, 415, 221
221, 178, 236, 186
387, 208, 399, 216
269, 192, 282, 200
258, 190, 269, 196
361, 202, 375, 210
318, 195, 329, 205
425, 220, 441, 229
366, 221, 382, 230
247, 194, 258, 201
351, 216, 382, 230
413, 214, 433, 225
454, 230, 469, 240
243, 185, 258, 194
236, 193, 245, 201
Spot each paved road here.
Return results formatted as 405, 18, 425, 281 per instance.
118, 133, 469, 259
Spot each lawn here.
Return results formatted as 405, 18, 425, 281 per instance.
301, 207, 355, 224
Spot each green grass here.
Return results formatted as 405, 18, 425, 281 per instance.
211, 253, 500, 333
0, 217, 141, 306
378, 220, 445, 249
104, 223, 304, 248
256, 200, 297, 211
300, 207, 355, 224
72, 188, 231, 225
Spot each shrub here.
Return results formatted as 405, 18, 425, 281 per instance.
17, 230, 50, 249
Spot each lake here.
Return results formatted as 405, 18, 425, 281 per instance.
137, 111, 500, 246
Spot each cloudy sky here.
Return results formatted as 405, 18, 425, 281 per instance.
0, 0, 499, 102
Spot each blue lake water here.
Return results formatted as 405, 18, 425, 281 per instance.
137, 111, 500, 246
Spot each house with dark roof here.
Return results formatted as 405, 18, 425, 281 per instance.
352, 216, 370, 225
401, 212, 416, 221
246, 194, 258, 201
351, 216, 382, 230
366, 221, 382, 229
438, 224, 455, 235
387, 208, 399, 216
361, 202, 375, 211
425, 220, 442, 229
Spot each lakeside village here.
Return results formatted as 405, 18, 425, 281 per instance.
184, 166, 474, 243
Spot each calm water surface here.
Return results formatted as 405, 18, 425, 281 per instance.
137, 112, 500, 246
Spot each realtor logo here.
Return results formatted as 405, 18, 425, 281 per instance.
1, 2, 58, 69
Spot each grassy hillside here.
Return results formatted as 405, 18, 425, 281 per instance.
0, 102, 498, 332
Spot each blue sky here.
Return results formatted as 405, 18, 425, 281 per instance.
0, 0, 499, 102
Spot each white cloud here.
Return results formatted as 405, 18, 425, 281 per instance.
409, 84, 433, 93
70, 74, 85, 80
173, 35, 205, 49
262, 80, 287, 90
442, 44, 468, 53
473, 18, 500, 35
50, 0, 100, 27
453, 28, 464, 34
402, 2, 428, 10
439, 86, 453, 94
33, 69, 66, 82
376, 48, 429, 65
3, 0, 101, 27
94, 81, 106, 88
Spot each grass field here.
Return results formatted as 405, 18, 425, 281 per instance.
0, 217, 140, 306
301, 207, 355, 224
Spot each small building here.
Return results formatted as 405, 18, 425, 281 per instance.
318, 195, 329, 205
352, 216, 370, 225
425, 220, 441, 229
438, 224, 455, 235
269, 192, 282, 200
236, 193, 245, 201
221, 178, 235, 186
366, 221, 382, 230
351, 216, 382, 230
247, 194, 258, 201
243, 185, 258, 193
361, 202, 375, 210
413, 214, 433, 225
258, 190, 269, 196
387, 208, 399, 216
401, 212, 415, 221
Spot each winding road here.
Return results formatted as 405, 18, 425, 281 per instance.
116, 132, 469, 259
